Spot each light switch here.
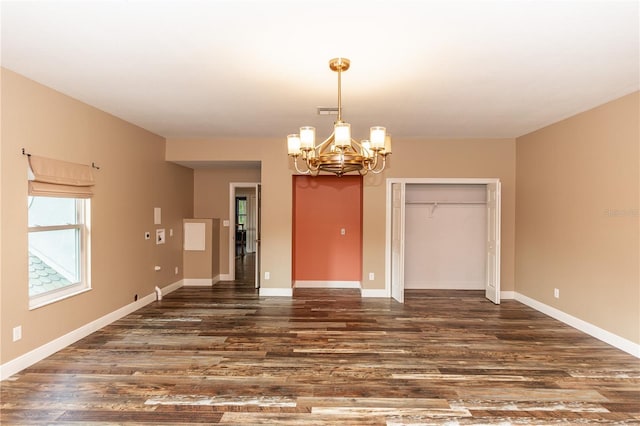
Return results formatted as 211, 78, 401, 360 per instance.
340, 228, 346, 235
156, 229, 165, 245
223, 220, 230, 227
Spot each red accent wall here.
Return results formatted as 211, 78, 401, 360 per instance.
292, 175, 363, 282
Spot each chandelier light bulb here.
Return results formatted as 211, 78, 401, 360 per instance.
287, 134, 301, 155
384, 135, 392, 154
334, 122, 351, 148
300, 126, 315, 149
361, 140, 373, 158
370, 127, 386, 149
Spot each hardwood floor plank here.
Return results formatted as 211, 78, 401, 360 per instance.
1, 254, 639, 424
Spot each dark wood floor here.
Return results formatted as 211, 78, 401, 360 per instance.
2, 255, 639, 425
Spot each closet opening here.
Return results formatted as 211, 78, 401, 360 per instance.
386, 178, 501, 304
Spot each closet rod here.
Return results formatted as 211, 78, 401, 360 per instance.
406, 201, 486, 205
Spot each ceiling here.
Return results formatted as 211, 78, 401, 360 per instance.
1, 0, 638, 141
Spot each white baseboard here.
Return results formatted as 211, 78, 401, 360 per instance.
212, 275, 220, 285
294, 280, 360, 288
361, 288, 389, 298
405, 281, 484, 290
259, 287, 293, 297
183, 278, 212, 286
501, 291, 515, 299
515, 292, 640, 358
219, 274, 233, 281
162, 280, 184, 295
0, 280, 182, 380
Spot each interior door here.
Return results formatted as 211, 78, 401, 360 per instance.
391, 182, 405, 303
485, 181, 501, 304
255, 184, 261, 289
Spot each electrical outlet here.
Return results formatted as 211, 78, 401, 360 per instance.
554, 288, 560, 299
264, 272, 270, 280
144, 232, 151, 240
369, 272, 375, 281
13, 326, 22, 342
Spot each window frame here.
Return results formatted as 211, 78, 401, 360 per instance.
28, 197, 91, 309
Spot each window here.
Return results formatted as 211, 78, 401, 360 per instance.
236, 197, 247, 229
28, 196, 91, 308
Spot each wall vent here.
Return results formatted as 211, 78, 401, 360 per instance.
317, 107, 339, 115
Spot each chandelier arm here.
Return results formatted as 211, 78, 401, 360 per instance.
315, 135, 336, 158
292, 156, 311, 175
318, 133, 335, 150
367, 152, 380, 170
307, 158, 321, 172
369, 154, 388, 174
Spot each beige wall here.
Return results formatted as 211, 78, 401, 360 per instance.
365, 138, 517, 291
168, 140, 289, 287
183, 218, 220, 279
0, 69, 193, 364
193, 167, 261, 275
167, 137, 516, 291
515, 92, 639, 344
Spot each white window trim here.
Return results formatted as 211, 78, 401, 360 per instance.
28, 198, 91, 309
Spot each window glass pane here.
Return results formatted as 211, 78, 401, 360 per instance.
28, 197, 77, 227
238, 199, 246, 215
29, 229, 80, 297
236, 198, 247, 226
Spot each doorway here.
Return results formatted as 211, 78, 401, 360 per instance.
386, 178, 501, 304
229, 183, 261, 288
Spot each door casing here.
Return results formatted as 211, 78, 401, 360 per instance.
229, 182, 261, 287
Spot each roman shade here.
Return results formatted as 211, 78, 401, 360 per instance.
28, 155, 95, 198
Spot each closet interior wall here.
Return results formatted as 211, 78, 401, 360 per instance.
404, 184, 487, 290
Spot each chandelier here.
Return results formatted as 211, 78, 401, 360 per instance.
286, 58, 391, 176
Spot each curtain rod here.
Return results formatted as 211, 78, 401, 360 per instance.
22, 148, 101, 170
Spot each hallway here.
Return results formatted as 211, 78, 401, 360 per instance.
233, 252, 256, 287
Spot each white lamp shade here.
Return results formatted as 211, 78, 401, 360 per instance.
287, 134, 301, 155
334, 122, 351, 147
370, 126, 386, 149
361, 140, 373, 158
384, 135, 392, 153
300, 126, 315, 149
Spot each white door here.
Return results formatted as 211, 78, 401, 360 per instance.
485, 181, 501, 304
255, 184, 261, 289
391, 182, 405, 303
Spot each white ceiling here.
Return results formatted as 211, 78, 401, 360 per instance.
1, 0, 638, 141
